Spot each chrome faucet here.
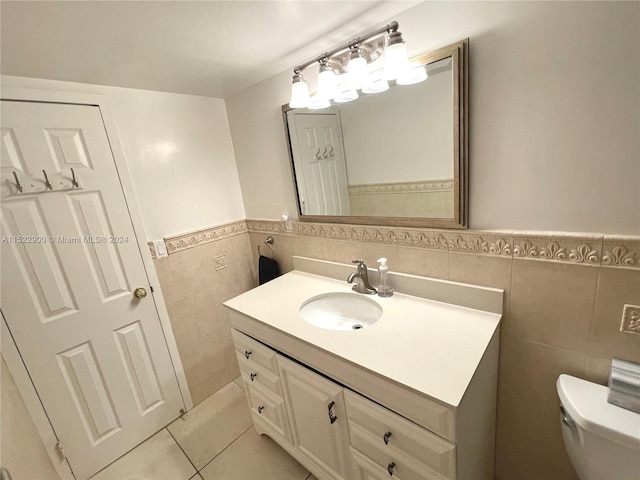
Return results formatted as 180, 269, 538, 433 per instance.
347, 259, 377, 295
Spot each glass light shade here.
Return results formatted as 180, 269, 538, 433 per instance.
347, 56, 369, 90
383, 42, 410, 80
333, 83, 359, 103
396, 65, 428, 85
362, 72, 389, 94
308, 94, 331, 110
318, 68, 338, 100
289, 80, 310, 108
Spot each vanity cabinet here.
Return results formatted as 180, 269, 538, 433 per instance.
224, 262, 502, 480
231, 328, 473, 480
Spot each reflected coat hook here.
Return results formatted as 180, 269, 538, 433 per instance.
12, 172, 23, 193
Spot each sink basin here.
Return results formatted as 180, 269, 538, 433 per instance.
299, 292, 383, 331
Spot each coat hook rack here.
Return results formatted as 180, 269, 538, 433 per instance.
7, 168, 82, 196
258, 235, 275, 258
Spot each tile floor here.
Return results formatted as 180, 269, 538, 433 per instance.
90, 377, 317, 480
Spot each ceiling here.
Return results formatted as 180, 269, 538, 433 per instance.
1, 1, 420, 99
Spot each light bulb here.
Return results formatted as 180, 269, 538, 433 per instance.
318, 62, 338, 100
334, 82, 359, 103
289, 74, 310, 109
396, 65, 428, 85
348, 51, 369, 90
362, 71, 389, 94
384, 35, 410, 81
308, 94, 331, 110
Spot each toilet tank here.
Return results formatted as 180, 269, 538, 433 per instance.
557, 374, 640, 480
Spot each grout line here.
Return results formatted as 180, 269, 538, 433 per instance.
584, 265, 603, 374
196, 424, 254, 474
166, 427, 199, 476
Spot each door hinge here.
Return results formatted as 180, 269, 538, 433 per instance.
150, 285, 154, 293
56, 441, 67, 459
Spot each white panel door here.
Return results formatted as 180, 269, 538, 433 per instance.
291, 113, 350, 215
0, 100, 184, 480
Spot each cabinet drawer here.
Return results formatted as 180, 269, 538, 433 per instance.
237, 352, 283, 396
345, 390, 456, 480
351, 447, 407, 480
232, 329, 278, 375
350, 423, 450, 480
244, 381, 291, 442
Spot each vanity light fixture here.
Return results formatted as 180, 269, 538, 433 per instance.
288, 21, 424, 109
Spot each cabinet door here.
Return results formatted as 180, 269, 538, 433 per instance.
277, 355, 352, 479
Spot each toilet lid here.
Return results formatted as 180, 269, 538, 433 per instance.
557, 374, 640, 450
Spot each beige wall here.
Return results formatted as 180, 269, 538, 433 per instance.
227, 1, 640, 234
342, 64, 454, 184
245, 220, 640, 480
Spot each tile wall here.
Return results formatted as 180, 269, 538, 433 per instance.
153, 219, 639, 480
151, 221, 255, 406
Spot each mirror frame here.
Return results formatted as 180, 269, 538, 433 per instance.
282, 39, 468, 229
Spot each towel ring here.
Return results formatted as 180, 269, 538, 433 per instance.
257, 236, 275, 258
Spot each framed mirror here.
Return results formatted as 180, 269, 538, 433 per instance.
282, 39, 468, 229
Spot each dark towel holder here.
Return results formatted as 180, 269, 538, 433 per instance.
257, 236, 275, 258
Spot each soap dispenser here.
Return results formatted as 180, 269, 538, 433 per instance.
377, 258, 394, 297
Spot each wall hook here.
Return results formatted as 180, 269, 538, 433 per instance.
257, 235, 275, 258
42, 170, 52, 190
12, 171, 23, 193
70, 168, 79, 188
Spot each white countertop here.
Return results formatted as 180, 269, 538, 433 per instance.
224, 270, 501, 408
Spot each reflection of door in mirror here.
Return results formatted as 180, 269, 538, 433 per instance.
288, 113, 350, 215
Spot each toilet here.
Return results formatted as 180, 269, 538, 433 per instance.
556, 374, 640, 480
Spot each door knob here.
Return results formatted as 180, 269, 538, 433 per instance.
134, 287, 148, 299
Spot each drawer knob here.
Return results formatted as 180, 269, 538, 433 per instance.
250, 373, 257, 382
327, 401, 338, 424
387, 462, 396, 476
244, 350, 252, 359
257, 405, 264, 414
383, 431, 392, 445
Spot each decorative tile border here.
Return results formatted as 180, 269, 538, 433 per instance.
147, 218, 640, 267
245, 219, 640, 268
448, 232, 513, 257
246, 219, 288, 235
348, 179, 454, 195
602, 237, 640, 269
163, 220, 248, 254
513, 234, 603, 265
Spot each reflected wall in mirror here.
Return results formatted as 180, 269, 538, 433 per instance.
283, 39, 468, 229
